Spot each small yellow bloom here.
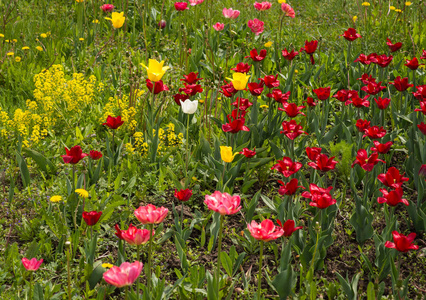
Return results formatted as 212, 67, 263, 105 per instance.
141, 59, 170, 82
405, 1, 412, 6
36, 46, 43, 51
50, 195, 62, 203
192, 177, 198, 181
199, 99, 205, 104
15, 56, 21, 62
105, 12, 125, 29
92, 19, 100, 24
75, 189, 89, 198
294, 69, 299, 74
7, 52, 14, 56
264, 41, 273, 47
390, 6, 396, 10
260, 105, 269, 109
0, 33, 4, 38
12, 39, 17, 42
353, 16, 358, 22
220, 146, 237, 163
76, 0, 84, 2
22, 46, 30, 50
79, 38, 84, 41
226, 72, 250, 91
362, 2, 370, 6
419, 65, 425, 69
395, 9, 402, 12
102, 263, 113, 269
40, 33, 47, 38
278, 0, 286, 3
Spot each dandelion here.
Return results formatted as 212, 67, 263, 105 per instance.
362, 2, 370, 6
36, 46, 43, 51
102, 263, 114, 269
199, 99, 205, 104
405, 1, 412, 6
278, 0, 286, 3
92, 19, 100, 24
75, 189, 89, 198
353, 16, 358, 22
260, 105, 269, 109
0, 33, 4, 38
50, 195, 62, 203
15, 57, 21, 62
7, 52, 14, 56
79, 38, 84, 41
22, 46, 30, 50
390, 6, 396, 10
264, 41, 273, 47
395, 9, 402, 12
40, 33, 47, 38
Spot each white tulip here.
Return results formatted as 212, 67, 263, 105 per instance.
180, 99, 198, 114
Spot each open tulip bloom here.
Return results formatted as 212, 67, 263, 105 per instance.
103, 261, 143, 288
385, 231, 419, 252
22, 257, 43, 271
141, 59, 170, 82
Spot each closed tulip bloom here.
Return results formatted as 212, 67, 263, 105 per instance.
121, 224, 151, 245
158, 20, 166, 29
146, 79, 169, 94
141, 59, 170, 82
281, 48, 298, 60
180, 99, 198, 114
226, 72, 250, 90
278, 178, 305, 195
385, 231, 418, 252
100, 4, 114, 12
276, 219, 303, 237
300, 40, 318, 64
389, 76, 413, 92
105, 12, 125, 29
281, 3, 295, 18
247, 19, 264, 36
174, 189, 193, 202
213, 22, 225, 31
386, 38, 402, 52
254, 1, 272, 11
304, 97, 317, 107
22, 257, 43, 271
222, 8, 240, 19
240, 148, 256, 158
247, 219, 284, 241
89, 150, 103, 160
175, 2, 189, 10
134, 204, 168, 224
271, 157, 302, 177
341, 28, 362, 41
371, 141, 393, 154
378, 188, 409, 206
82, 211, 102, 226
307, 154, 338, 172
204, 191, 242, 215
278, 102, 306, 118
313, 87, 330, 100
374, 97, 391, 109
62, 145, 88, 164
306, 147, 322, 160
189, 0, 204, 5
220, 146, 237, 163
377, 167, 409, 188
103, 261, 143, 288
280, 120, 308, 140
405, 57, 421, 70
351, 149, 384, 171
103, 115, 124, 129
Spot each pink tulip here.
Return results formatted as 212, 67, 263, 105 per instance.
281, 3, 295, 18
213, 22, 225, 31
175, 2, 189, 11
100, 4, 114, 12
189, 0, 204, 5
204, 191, 242, 215
134, 204, 168, 224
121, 224, 152, 246
247, 18, 264, 36
103, 261, 143, 288
247, 219, 284, 241
254, 1, 272, 11
22, 257, 43, 271
222, 8, 240, 19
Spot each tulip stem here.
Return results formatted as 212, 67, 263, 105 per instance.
125, 286, 129, 300
147, 224, 154, 290
257, 241, 264, 300
136, 245, 140, 296
216, 214, 224, 299
66, 247, 72, 300
185, 114, 190, 178
29, 272, 33, 299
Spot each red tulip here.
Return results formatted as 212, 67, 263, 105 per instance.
254, 1, 272, 11
267, 89, 290, 104
222, 114, 250, 133
420, 50, 426, 60
245, 49, 267, 62
414, 101, 426, 115
307, 154, 338, 172
361, 81, 386, 95
300, 40, 318, 65
220, 80, 237, 98
333, 89, 355, 102
413, 86, 426, 101
389, 76, 413, 92
247, 82, 264, 96
355, 119, 371, 132
351, 149, 384, 171
301, 183, 336, 209
370, 54, 393, 68
22, 257, 43, 271
271, 157, 303, 177
175, 2, 189, 10
231, 63, 251, 73
134, 204, 168, 224
89, 150, 102, 160
419, 164, 426, 177
280, 120, 308, 140
247, 19, 264, 36
374, 97, 391, 109
278, 178, 304, 195
354, 54, 373, 65
179, 83, 203, 96
304, 96, 317, 107
174, 188, 193, 202
417, 122, 426, 135
82, 211, 102, 226
103, 115, 124, 130
341, 28, 362, 41
100, 4, 114, 12
377, 188, 409, 206
247, 219, 284, 241
371, 141, 393, 154
180, 72, 202, 84
158, 20, 166, 29
358, 73, 376, 85
240, 148, 256, 158
259, 74, 280, 88
386, 38, 402, 52
385, 231, 418, 252
345, 95, 370, 108
313, 87, 330, 101
121, 224, 151, 245
306, 147, 322, 160
276, 219, 303, 237
204, 191, 241, 215
232, 97, 253, 111
363, 126, 386, 139
404, 57, 421, 70
115, 224, 125, 240
146, 79, 169, 94
278, 102, 306, 118
173, 93, 189, 105
62, 145, 88, 164
103, 261, 143, 288
377, 167, 409, 188
281, 48, 299, 61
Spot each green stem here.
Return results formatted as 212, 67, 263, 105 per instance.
29, 272, 33, 299
66, 248, 72, 300
147, 224, 154, 290
216, 214, 224, 299
137, 244, 140, 296
185, 114, 190, 178
126, 286, 129, 300
257, 241, 264, 300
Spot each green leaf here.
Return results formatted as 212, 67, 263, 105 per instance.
33, 282, 44, 300
16, 151, 30, 188
220, 252, 233, 277
89, 264, 106, 290
366, 282, 375, 300
23, 148, 56, 174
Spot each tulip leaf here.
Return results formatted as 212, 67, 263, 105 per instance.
15, 151, 30, 188
23, 148, 56, 174
366, 282, 376, 300
33, 282, 44, 300
89, 263, 106, 290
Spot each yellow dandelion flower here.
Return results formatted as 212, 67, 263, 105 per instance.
50, 195, 62, 203
36, 46, 43, 51
92, 19, 100, 24
260, 105, 269, 109
278, 0, 286, 3
22, 46, 30, 50
390, 6, 396, 10
40, 33, 47, 38
102, 263, 113, 269
192, 177, 198, 181
15, 56, 21, 62
264, 41, 273, 47
199, 99, 205, 104
353, 16, 358, 22
79, 38, 84, 41
405, 1, 412, 6
362, 2, 370, 6
7, 52, 14, 56
12, 39, 17, 42
0, 33, 4, 38
395, 9, 402, 12
75, 189, 89, 198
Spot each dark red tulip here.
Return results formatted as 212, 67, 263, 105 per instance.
267, 89, 290, 104
355, 119, 371, 132
358, 74, 376, 85
179, 83, 203, 96
271, 157, 303, 177
345, 95, 370, 108
300, 40, 318, 65
103, 115, 124, 129
404, 57, 421, 70
370, 54, 393, 68
180, 72, 203, 84
386, 38, 402, 52
374, 97, 391, 110
174, 189, 193, 202
417, 122, 426, 135
82, 211, 102, 226
89, 150, 102, 160
413, 85, 426, 101
61, 145, 88, 164
301, 184, 336, 209
278, 102, 306, 118
276, 219, 303, 237
308, 154, 338, 172
281, 48, 299, 61
377, 167, 409, 188
341, 28, 362, 41
245, 49, 267, 62
240, 148, 256, 158
389, 76, 413, 92
371, 141, 393, 154
115, 224, 125, 240
222, 114, 249, 133
306, 147, 322, 160
173, 93, 190, 105
158, 20, 166, 29
220, 80, 238, 98
259, 74, 280, 88
231, 63, 251, 73
377, 188, 409, 207
363, 126, 386, 139
351, 149, 384, 171
354, 54, 373, 65
247, 82, 264, 96
333, 89, 355, 102
146, 79, 169, 94
232, 97, 253, 111
414, 101, 426, 115
419, 164, 426, 177
313, 87, 330, 101
361, 82, 386, 95
280, 120, 308, 140
304, 97, 317, 107
277, 178, 304, 196
385, 231, 419, 252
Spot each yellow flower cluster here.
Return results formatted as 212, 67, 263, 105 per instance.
101, 94, 138, 132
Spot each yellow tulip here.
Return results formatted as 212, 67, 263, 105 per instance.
220, 146, 237, 163
226, 72, 250, 91
352, 16, 358, 22
105, 12, 125, 29
141, 59, 170, 82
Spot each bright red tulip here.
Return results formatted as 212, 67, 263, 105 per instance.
389, 76, 413, 92
361, 82, 386, 95
307, 154, 338, 172
404, 57, 421, 70
179, 83, 203, 96
103, 115, 124, 129
174, 2, 189, 11
341, 28, 361, 41
345, 95, 370, 108
371, 141, 393, 154
377, 167, 409, 188
313, 87, 330, 100
419, 164, 426, 177
89, 150, 102, 160
374, 97, 391, 109
278, 178, 304, 195
180, 72, 202, 84
304, 96, 317, 107
280, 120, 308, 140
259, 74, 280, 88
247, 82, 264, 96
247, 219, 284, 241
240, 148, 256, 158
333, 89, 355, 102
174, 189, 193, 202
146, 79, 169, 94
378, 188, 409, 206
271, 157, 302, 177
232, 98, 253, 111
121, 224, 151, 245
370, 54, 393, 68
385, 231, 418, 253
281, 48, 298, 61
306, 147, 322, 160
413, 86, 426, 101
300, 40, 318, 65
100, 4, 114, 12
103, 261, 143, 288
278, 102, 306, 118
276, 219, 303, 237
354, 54, 373, 65
134, 204, 168, 224
82, 211, 102, 226
62, 145, 88, 164
417, 122, 426, 135
386, 38, 402, 52
355, 119, 371, 132
301, 183, 336, 209
231, 63, 251, 73
222, 115, 250, 133
414, 101, 426, 115
173, 93, 189, 105
351, 149, 384, 171
204, 191, 241, 215
363, 126, 386, 139
115, 224, 124, 240
421, 50, 426, 60
22, 257, 43, 271
358, 74, 376, 85
245, 49, 267, 62
267, 89, 290, 104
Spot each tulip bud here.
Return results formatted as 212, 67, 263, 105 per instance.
158, 20, 166, 29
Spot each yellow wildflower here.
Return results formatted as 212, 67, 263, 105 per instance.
75, 189, 89, 198
362, 2, 370, 6
40, 33, 47, 38
260, 105, 269, 109
79, 38, 84, 41
50, 195, 62, 203
405, 1, 412, 6
390, 6, 396, 10
353, 16, 358, 22
141, 59, 170, 82
7, 52, 14, 56
105, 12, 125, 29
278, 0, 286, 3
226, 72, 250, 90
92, 19, 100, 24
220, 146, 237, 163
199, 99, 205, 104
22, 46, 30, 50
0, 33, 4, 38
15, 57, 21, 62
264, 41, 273, 47
36, 46, 43, 51
102, 263, 113, 269
395, 9, 402, 12
12, 39, 17, 42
